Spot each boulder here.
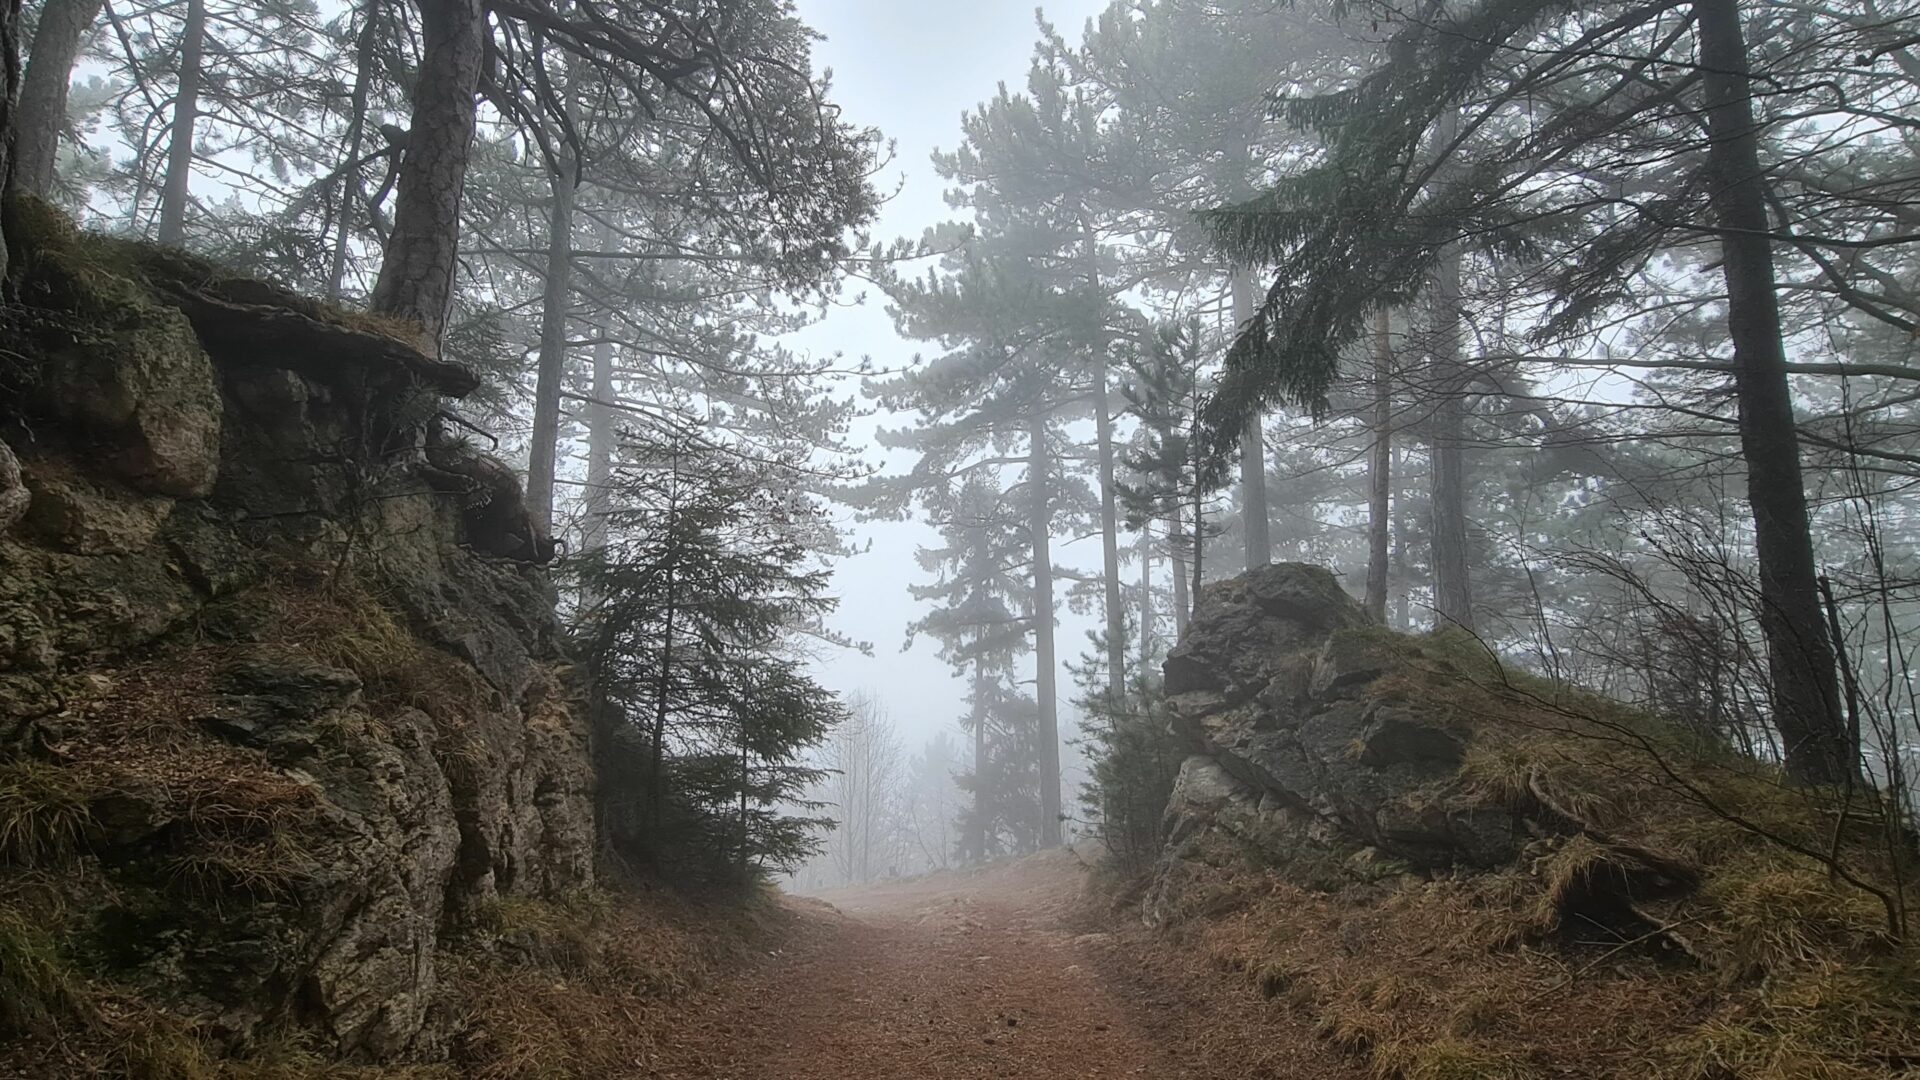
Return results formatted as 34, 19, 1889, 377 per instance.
1164, 563, 1368, 700
20, 462, 175, 555
1149, 564, 1525, 920
34, 302, 220, 499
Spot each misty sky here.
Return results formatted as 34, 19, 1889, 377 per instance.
787, 0, 1114, 753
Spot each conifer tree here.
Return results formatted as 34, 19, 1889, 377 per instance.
574, 430, 843, 882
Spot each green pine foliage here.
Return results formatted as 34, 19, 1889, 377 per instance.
571, 432, 844, 887
1072, 648, 1184, 877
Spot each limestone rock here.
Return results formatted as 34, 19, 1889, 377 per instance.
20, 462, 175, 554
1164, 563, 1368, 700
0, 437, 27, 534
1148, 564, 1526, 922
40, 303, 221, 498
0, 215, 596, 1064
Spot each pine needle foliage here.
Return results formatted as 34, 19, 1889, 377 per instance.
571, 432, 843, 886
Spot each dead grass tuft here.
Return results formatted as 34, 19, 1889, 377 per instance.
0, 759, 96, 865
450, 884, 783, 1079
0, 901, 87, 1037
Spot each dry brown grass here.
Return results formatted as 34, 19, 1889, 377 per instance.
266, 573, 493, 735
1131, 627, 1920, 1079
449, 884, 787, 1079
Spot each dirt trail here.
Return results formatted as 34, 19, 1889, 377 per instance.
643, 850, 1361, 1079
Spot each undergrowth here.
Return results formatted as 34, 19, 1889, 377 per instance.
1123, 626, 1920, 1079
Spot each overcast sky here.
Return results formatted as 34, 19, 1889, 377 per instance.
785, 0, 1114, 754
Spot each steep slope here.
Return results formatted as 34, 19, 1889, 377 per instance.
1144, 564, 1918, 1079
0, 199, 597, 1069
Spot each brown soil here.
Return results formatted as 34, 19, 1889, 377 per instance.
640, 850, 1364, 1079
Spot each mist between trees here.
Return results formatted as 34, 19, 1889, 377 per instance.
11, 0, 1918, 884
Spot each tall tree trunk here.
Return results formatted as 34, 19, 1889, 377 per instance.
1170, 504, 1190, 640
370, 0, 484, 346
1428, 106, 1474, 632
1365, 307, 1394, 622
1084, 222, 1127, 705
13, 0, 102, 196
527, 167, 575, 531
1232, 269, 1271, 570
1189, 404, 1207, 618
582, 339, 616, 554
1094, 351, 1126, 704
1027, 411, 1063, 848
968, 662, 987, 864
1137, 524, 1154, 672
326, 0, 383, 301
155, 0, 203, 244
0, 0, 23, 276
1696, 0, 1851, 784
1391, 442, 1411, 630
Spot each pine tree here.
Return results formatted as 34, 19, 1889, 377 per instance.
901, 474, 1037, 862
573, 430, 843, 883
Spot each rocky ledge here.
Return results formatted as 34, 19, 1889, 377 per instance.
0, 201, 593, 1062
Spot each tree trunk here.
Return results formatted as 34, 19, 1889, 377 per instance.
1094, 351, 1126, 704
527, 167, 575, 531
155, 0, 204, 244
326, 0, 383, 301
1365, 307, 1394, 622
1231, 270, 1271, 570
1428, 106, 1474, 632
1137, 524, 1154, 672
1391, 442, 1411, 630
0, 0, 25, 263
1696, 0, 1851, 784
12, 0, 101, 196
1189, 403, 1207, 618
582, 339, 616, 554
1083, 222, 1127, 705
968, 663, 987, 864
1028, 411, 1063, 848
370, 0, 485, 346
1170, 505, 1190, 640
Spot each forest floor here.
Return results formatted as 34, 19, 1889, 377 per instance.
639, 848, 1364, 1079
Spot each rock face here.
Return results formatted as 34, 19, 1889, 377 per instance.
1146, 564, 1519, 925
0, 212, 594, 1061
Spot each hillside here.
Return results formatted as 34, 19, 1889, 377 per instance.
0, 200, 762, 1077
1136, 563, 1918, 1079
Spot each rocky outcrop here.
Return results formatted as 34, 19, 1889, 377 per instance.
1146, 564, 1520, 925
0, 207, 593, 1061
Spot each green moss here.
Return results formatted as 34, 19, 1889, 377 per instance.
5, 199, 165, 328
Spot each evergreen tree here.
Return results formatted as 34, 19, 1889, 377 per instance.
901, 474, 1038, 862
573, 430, 843, 883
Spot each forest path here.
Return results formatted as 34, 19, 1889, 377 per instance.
642, 848, 1362, 1079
